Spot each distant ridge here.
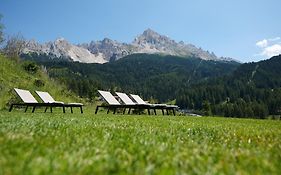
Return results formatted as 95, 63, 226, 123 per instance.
22, 29, 237, 63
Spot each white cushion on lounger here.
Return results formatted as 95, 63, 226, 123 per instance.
98, 90, 121, 105
130, 94, 147, 105
14, 88, 38, 103
115, 92, 136, 105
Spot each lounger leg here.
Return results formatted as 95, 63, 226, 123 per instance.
80, 106, 83, 114
25, 106, 28, 112
113, 108, 116, 114
9, 104, 14, 112
32, 106, 36, 113
147, 109, 150, 115
173, 109, 175, 116
70, 107, 73, 113
123, 108, 126, 114
107, 108, 110, 114
95, 106, 99, 114
154, 109, 157, 115
166, 109, 169, 115
44, 107, 48, 113
162, 109, 164, 115
62, 106, 65, 113
128, 108, 131, 114
50, 107, 53, 113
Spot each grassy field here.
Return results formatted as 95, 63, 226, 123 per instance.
0, 109, 281, 175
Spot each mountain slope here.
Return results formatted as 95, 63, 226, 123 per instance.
131, 29, 219, 60
27, 52, 281, 118
22, 29, 237, 63
37, 54, 239, 102
23, 38, 107, 63
231, 55, 281, 88
0, 55, 82, 110
176, 55, 281, 117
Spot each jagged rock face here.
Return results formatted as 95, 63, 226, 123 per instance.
22, 29, 235, 63
132, 29, 218, 60
80, 38, 132, 62
83, 29, 225, 61
133, 29, 178, 48
23, 38, 107, 63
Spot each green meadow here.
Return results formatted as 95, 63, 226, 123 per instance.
0, 109, 280, 175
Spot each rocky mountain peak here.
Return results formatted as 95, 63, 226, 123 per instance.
23, 37, 107, 64
142, 28, 161, 38
22, 29, 236, 63
53, 38, 71, 49
101, 38, 114, 44
55, 37, 66, 42
133, 28, 175, 46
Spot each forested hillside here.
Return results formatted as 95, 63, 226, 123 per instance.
25, 53, 281, 118
36, 54, 239, 102
177, 55, 281, 118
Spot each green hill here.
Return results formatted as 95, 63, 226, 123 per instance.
177, 55, 281, 118
232, 55, 281, 88
0, 54, 82, 110
20, 53, 281, 118
35, 54, 239, 102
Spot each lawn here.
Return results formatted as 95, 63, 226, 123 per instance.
0, 110, 280, 175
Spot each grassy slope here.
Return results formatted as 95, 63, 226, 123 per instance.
0, 55, 82, 110
0, 111, 280, 174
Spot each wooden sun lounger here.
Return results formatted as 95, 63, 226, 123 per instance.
130, 94, 179, 116
35, 91, 83, 113
95, 90, 139, 114
115, 92, 153, 115
95, 90, 120, 114
9, 88, 65, 113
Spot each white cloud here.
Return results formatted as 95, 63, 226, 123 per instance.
255, 37, 281, 58
268, 37, 281, 41
261, 44, 281, 57
256, 39, 268, 48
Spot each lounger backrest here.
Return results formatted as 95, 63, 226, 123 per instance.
130, 94, 147, 105
35, 91, 56, 103
98, 90, 120, 105
115, 92, 136, 105
14, 88, 38, 103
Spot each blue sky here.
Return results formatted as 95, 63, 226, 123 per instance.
0, 0, 280, 62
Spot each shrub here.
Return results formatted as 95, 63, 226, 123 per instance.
34, 79, 45, 87
22, 61, 39, 74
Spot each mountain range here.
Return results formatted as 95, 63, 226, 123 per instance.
22, 29, 235, 63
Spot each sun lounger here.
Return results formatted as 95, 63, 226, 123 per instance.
115, 92, 152, 115
95, 90, 123, 114
9, 88, 65, 113
130, 94, 179, 116
35, 91, 83, 113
